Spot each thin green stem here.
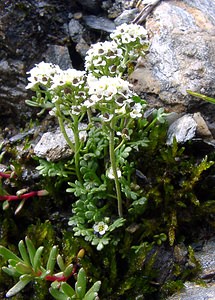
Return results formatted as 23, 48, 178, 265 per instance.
109, 119, 123, 217
56, 104, 75, 153
72, 117, 83, 184
114, 139, 125, 152
56, 103, 82, 183
87, 109, 92, 124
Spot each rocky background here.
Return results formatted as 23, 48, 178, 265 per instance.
1, 0, 215, 299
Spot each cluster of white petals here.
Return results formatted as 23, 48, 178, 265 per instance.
130, 103, 143, 118
85, 41, 123, 71
107, 167, 122, 180
93, 221, 108, 235
87, 76, 132, 104
50, 68, 86, 90
26, 61, 60, 89
110, 23, 148, 45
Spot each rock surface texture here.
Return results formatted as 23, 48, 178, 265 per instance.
168, 238, 215, 300
130, 0, 215, 124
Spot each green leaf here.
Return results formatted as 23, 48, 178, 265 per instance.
57, 254, 66, 271
187, 90, 215, 104
75, 268, 87, 299
83, 281, 101, 300
108, 218, 125, 232
61, 282, 76, 297
2, 200, 9, 210
2, 266, 20, 277
63, 264, 74, 278
83, 291, 99, 300
25, 237, 36, 266
46, 246, 58, 273
25, 99, 41, 107
18, 240, 30, 265
8, 259, 19, 267
15, 262, 33, 274
6, 274, 32, 297
33, 246, 44, 272
49, 286, 68, 300
0, 246, 22, 263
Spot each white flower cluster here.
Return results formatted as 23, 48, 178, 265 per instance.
26, 61, 60, 89
26, 24, 148, 119
110, 23, 148, 45
26, 62, 86, 91
85, 24, 149, 78
86, 75, 132, 106
26, 62, 88, 116
85, 41, 123, 76
50, 68, 86, 90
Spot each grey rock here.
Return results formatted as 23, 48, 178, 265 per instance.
34, 124, 87, 162
68, 19, 90, 58
0, 0, 72, 118
0, 59, 29, 117
168, 282, 215, 300
114, 8, 139, 26
75, 38, 90, 58
43, 45, 72, 70
106, 0, 137, 19
83, 15, 116, 32
168, 238, 215, 300
195, 238, 215, 278
193, 112, 213, 139
166, 112, 213, 145
166, 114, 197, 145
130, 0, 215, 116
68, 19, 84, 43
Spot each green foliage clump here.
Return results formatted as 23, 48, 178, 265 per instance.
0, 236, 100, 299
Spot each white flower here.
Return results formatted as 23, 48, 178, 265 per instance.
83, 94, 102, 108
51, 95, 59, 103
130, 103, 143, 118
50, 69, 86, 89
71, 105, 82, 115
26, 61, 60, 89
99, 113, 113, 122
110, 23, 148, 45
107, 167, 122, 180
93, 221, 108, 236
49, 107, 57, 116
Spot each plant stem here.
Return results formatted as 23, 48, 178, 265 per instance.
72, 117, 83, 183
55, 103, 82, 183
56, 104, 75, 152
109, 119, 123, 217
0, 190, 48, 201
